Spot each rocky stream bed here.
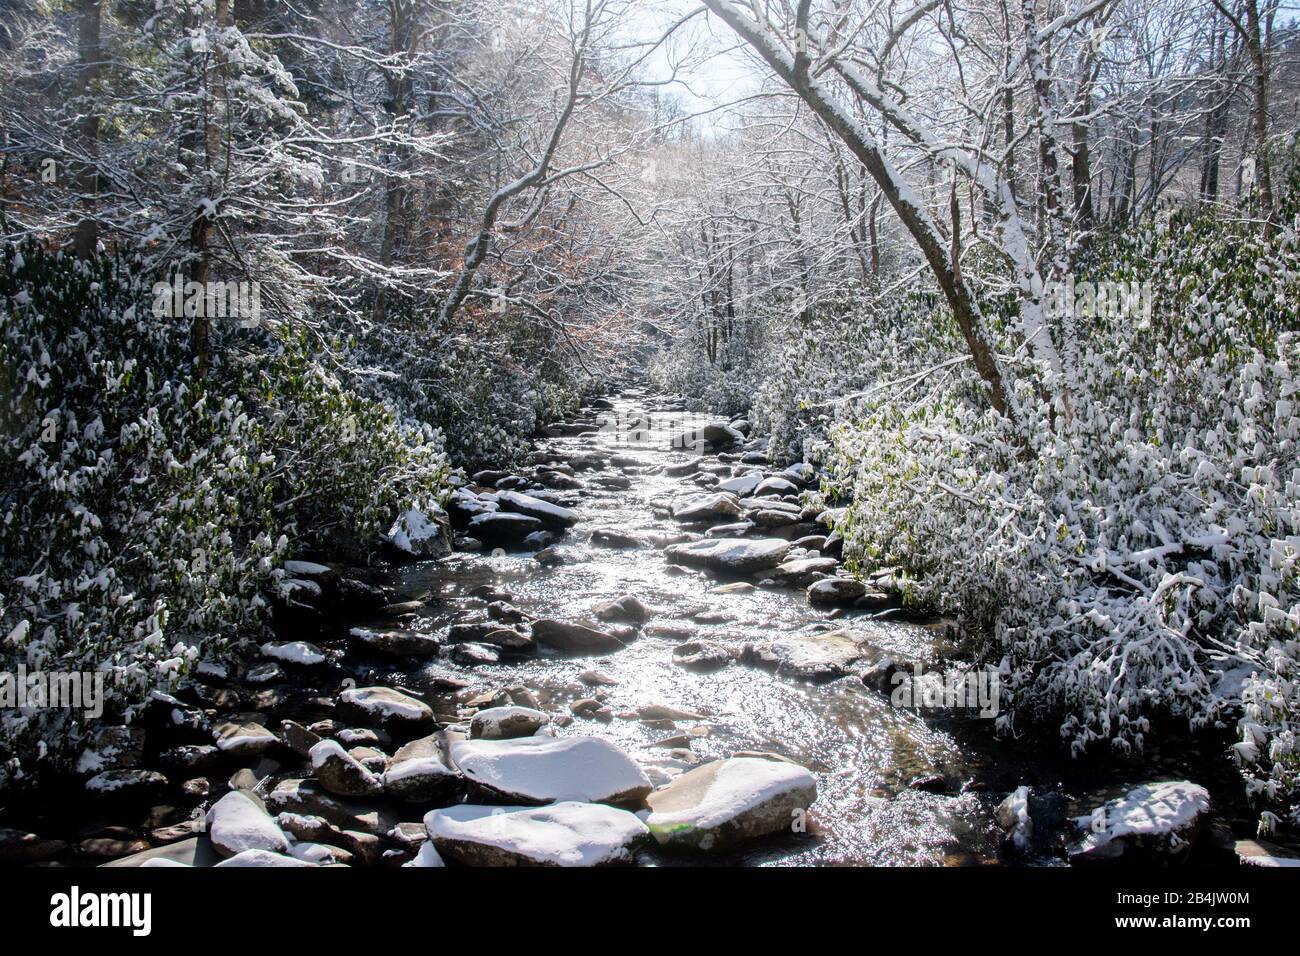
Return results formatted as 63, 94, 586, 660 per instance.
1, 388, 1294, 869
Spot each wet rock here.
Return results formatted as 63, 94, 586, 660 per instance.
860, 656, 903, 694
664, 460, 700, 478
349, 627, 442, 658
590, 527, 647, 549
705, 520, 754, 537
908, 774, 950, 794
742, 631, 865, 681
451, 642, 502, 666
159, 744, 220, 773
670, 422, 743, 452
85, 769, 168, 801
494, 488, 581, 528
104, 835, 222, 868
279, 720, 322, 760
449, 735, 652, 805
792, 534, 828, 552
709, 581, 754, 594
671, 492, 743, 523
673, 640, 733, 672
206, 790, 289, 858
532, 619, 631, 655
779, 463, 816, 485
644, 756, 817, 851
754, 476, 798, 497
716, 472, 763, 496
771, 557, 839, 586
579, 669, 619, 687
487, 601, 531, 624
469, 706, 550, 740
593, 594, 652, 624
664, 537, 791, 573
310, 740, 384, 797
78, 837, 151, 860
0, 827, 67, 865
570, 698, 615, 722
467, 511, 545, 543
338, 686, 435, 736
447, 621, 534, 651
260, 640, 328, 667
268, 779, 400, 836
213, 719, 279, 757
425, 802, 648, 866
749, 509, 799, 528
247, 662, 285, 684
534, 545, 587, 566
807, 577, 867, 606
636, 703, 705, 721
1068, 781, 1211, 865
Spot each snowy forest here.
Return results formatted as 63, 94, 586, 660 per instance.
0, 0, 1297, 874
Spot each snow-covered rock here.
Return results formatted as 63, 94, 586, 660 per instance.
753, 476, 798, 497
449, 735, 652, 805
770, 557, 839, 586
425, 802, 648, 866
75, 726, 145, 775
644, 756, 818, 850
1069, 781, 1211, 864
215, 849, 317, 867
260, 640, 328, 666
212, 719, 278, 756
382, 735, 463, 803
807, 577, 867, 605
205, 790, 289, 858
469, 706, 551, 740
467, 511, 546, 542
996, 786, 1033, 852
387, 505, 451, 558
670, 492, 743, 523
494, 489, 579, 528
339, 686, 434, 735
715, 472, 763, 496
309, 739, 384, 797
664, 537, 791, 573
348, 626, 441, 658
402, 841, 446, 867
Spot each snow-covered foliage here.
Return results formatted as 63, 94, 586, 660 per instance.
0, 243, 447, 781
824, 212, 1299, 824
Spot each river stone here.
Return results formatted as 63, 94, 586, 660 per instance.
339, 686, 435, 735
749, 509, 798, 528
102, 835, 222, 868
215, 848, 317, 867
671, 492, 743, 523
715, 472, 763, 496
807, 577, 867, 605
213, 719, 279, 757
206, 790, 289, 858
673, 640, 733, 672
532, 619, 631, 655
349, 626, 441, 658
494, 489, 580, 528
281, 720, 322, 759
1068, 781, 1211, 864
644, 756, 818, 851
593, 594, 651, 624
467, 511, 545, 542
590, 528, 647, 549
268, 779, 400, 836
470, 706, 551, 740
670, 422, 743, 452
753, 476, 798, 497
85, 769, 168, 800
382, 736, 464, 803
449, 735, 652, 805
0, 827, 67, 865
425, 802, 648, 866
743, 631, 866, 681
310, 740, 384, 797
771, 557, 839, 586
451, 642, 502, 666
664, 537, 791, 573
387, 505, 451, 558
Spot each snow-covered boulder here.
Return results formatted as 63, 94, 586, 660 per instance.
387, 504, 451, 558
449, 735, 652, 805
644, 756, 817, 850
807, 577, 867, 606
753, 476, 798, 498
309, 739, 384, 797
467, 511, 546, 542
205, 790, 289, 858
664, 537, 791, 573
425, 802, 648, 866
212, 719, 278, 757
402, 842, 446, 867
1068, 781, 1211, 864
469, 706, 550, 740
670, 492, 743, 523
348, 626, 441, 658
715, 472, 764, 496
339, 686, 434, 735
260, 640, 328, 666
494, 489, 579, 528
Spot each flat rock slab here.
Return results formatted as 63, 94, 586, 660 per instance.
743, 631, 866, 681
671, 492, 743, 523
664, 537, 791, 574
449, 735, 652, 805
645, 756, 817, 851
467, 511, 545, 542
425, 802, 648, 866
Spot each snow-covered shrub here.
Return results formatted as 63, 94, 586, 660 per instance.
0, 243, 447, 783
825, 213, 1300, 824
648, 316, 770, 418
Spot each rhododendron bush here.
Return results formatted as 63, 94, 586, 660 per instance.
824, 214, 1300, 826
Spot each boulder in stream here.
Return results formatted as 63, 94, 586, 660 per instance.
425, 802, 648, 866
664, 537, 791, 573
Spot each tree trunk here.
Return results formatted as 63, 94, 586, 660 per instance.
72, 0, 102, 259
